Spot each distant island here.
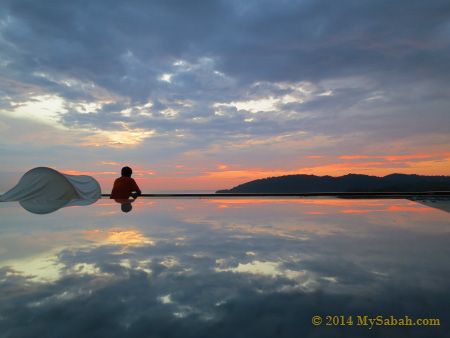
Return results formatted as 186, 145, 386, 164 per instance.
216, 173, 450, 193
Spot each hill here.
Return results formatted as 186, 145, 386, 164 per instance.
216, 173, 450, 193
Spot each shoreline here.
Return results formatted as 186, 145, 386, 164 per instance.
101, 191, 450, 198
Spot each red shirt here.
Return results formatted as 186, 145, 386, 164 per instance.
110, 176, 140, 199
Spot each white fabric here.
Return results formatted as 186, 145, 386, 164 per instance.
0, 167, 101, 214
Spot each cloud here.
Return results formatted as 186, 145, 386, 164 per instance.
0, 0, 450, 189
1, 198, 450, 336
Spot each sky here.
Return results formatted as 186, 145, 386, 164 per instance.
1, 0, 449, 192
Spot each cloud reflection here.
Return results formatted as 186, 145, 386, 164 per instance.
1, 198, 449, 337
80, 228, 154, 247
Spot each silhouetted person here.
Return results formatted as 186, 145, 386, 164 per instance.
121, 202, 133, 213
110, 166, 142, 200
112, 198, 135, 213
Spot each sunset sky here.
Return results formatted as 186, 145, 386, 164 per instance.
1, 0, 449, 192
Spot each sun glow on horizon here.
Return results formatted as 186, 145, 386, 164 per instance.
59, 151, 450, 192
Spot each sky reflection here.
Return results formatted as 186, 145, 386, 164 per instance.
1, 198, 449, 337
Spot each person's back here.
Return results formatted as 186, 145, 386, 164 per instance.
110, 166, 141, 200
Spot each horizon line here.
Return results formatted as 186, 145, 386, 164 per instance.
102, 191, 450, 198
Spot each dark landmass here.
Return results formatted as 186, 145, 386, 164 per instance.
216, 173, 450, 193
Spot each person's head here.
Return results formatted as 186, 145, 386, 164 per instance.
121, 203, 133, 213
121, 166, 132, 177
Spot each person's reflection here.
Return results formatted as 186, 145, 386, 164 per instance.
114, 198, 135, 213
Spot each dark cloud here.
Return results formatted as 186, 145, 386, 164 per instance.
2, 0, 449, 98
1, 0, 450, 176
59, 108, 132, 130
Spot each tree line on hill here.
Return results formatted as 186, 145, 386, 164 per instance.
216, 173, 450, 193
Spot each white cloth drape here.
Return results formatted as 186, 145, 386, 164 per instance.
0, 167, 101, 214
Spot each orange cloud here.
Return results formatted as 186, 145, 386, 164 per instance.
206, 198, 397, 207
340, 152, 450, 161
384, 154, 446, 161
59, 169, 116, 176
98, 161, 120, 166
200, 162, 390, 182
79, 228, 154, 246
340, 155, 372, 159
134, 170, 156, 176
341, 206, 433, 214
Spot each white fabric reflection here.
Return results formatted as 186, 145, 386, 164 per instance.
0, 167, 101, 214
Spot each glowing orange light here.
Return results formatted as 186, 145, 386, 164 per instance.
80, 227, 154, 246
341, 206, 433, 214
59, 169, 116, 176
340, 152, 450, 161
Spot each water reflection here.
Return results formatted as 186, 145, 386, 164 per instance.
16, 196, 100, 214
409, 197, 450, 214
113, 198, 137, 213
0, 198, 449, 337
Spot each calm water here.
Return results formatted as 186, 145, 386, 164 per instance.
1, 197, 449, 337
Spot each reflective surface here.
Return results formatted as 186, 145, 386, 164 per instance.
1, 198, 449, 337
